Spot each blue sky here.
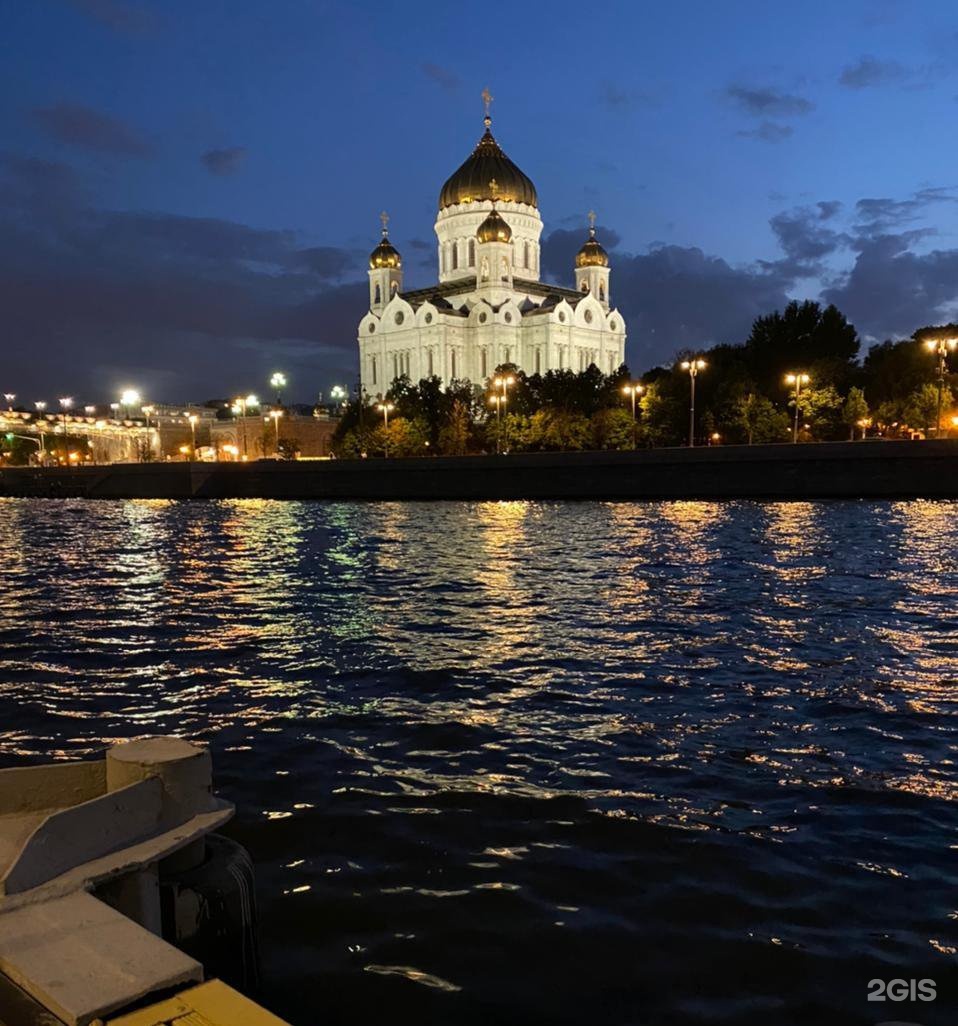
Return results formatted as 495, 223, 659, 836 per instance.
2, 0, 958, 403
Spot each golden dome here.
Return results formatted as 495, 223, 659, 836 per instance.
369, 235, 401, 270
576, 223, 608, 267
439, 117, 537, 210
476, 207, 512, 243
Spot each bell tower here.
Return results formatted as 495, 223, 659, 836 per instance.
574, 211, 611, 310
368, 211, 403, 314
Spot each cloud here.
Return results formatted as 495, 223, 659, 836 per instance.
726, 85, 814, 117
854, 187, 956, 234
421, 63, 459, 91
764, 201, 847, 277
200, 146, 247, 176
823, 232, 958, 338
67, 0, 158, 35
597, 82, 655, 112
839, 55, 909, 89
31, 102, 152, 156
737, 121, 793, 143
0, 153, 363, 400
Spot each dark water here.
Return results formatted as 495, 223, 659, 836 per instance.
1, 499, 957, 1025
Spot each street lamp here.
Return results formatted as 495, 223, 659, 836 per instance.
679, 358, 706, 447
492, 374, 515, 454
188, 414, 198, 456
141, 405, 155, 461
270, 372, 287, 406
923, 337, 957, 437
376, 401, 394, 457
120, 389, 140, 418
231, 394, 259, 458
58, 397, 73, 464
3, 394, 14, 410
268, 409, 283, 453
785, 372, 810, 444
621, 383, 644, 449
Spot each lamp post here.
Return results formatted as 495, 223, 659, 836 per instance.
492, 374, 515, 454
141, 405, 155, 461
376, 401, 394, 457
120, 389, 140, 419
58, 396, 72, 464
924, 337, 957, 437
34, 401, 47, 459
270, 372, 287, 406
679, 359, 706, 447
268, 409, 283, 453
188, 414, 198, 457
3, 394, 14, 411
231, 394, 259, 458
785, 372, 810, 444
621, 383, 644, 449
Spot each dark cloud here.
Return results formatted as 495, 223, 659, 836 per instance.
0, 153, 361, 400
764, 201, 847, 277
67, 0, 158, 35
31, 102, 152, 156
839, 55, 909, 89
824, 232, 958, 338
597, 82, 655, 112
200, 146, 247, 176
542, 227, 791, 366
736, 121, 793, 143
726, 85, 814, 117
421, 63, 459, 91
854, 187, 956, 234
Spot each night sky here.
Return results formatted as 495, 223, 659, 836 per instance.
3, 0, 958, 405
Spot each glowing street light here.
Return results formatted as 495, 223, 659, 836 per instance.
923, 337, 957, 437
621, 382, 644, 449
270, 372, 287, 405
267, 408, 283, 452
58, 397, 73, 464
231, 394, 259, 457
376, 400, 395, 457
330, 385, 347, 408
785, 372, 810, 444
679, 358, 706, 447
3, 393, 14, 410
491, 374, 515, 454
120, 389, 141, 419
188, 413, 198, 456
141, 405, 155, 461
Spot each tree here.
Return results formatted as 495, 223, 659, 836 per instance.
796, 384, 843, 441
371, 417, 429, 457
438, 399, 471, 455
591, 407, 635, 450
639, 381, 684, 447
527, 409, 591, 451
735, 392, 788, 444
841, 387, 869, 440
903, 382, 952, 435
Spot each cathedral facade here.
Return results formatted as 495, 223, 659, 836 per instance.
357, 100, 626, 392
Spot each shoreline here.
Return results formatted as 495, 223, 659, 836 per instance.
1, 439, 957, 501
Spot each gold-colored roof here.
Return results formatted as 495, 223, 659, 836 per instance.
476, 208, 512, 243
369, 235, 401, 269
576, 224, 608, 267
439, 116, 537, 210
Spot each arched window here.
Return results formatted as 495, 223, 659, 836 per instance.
452, 242, 459, 270
524, 241, 530, 268
451, 350, 457, 378
374, 283, 381, 304
480, 256, 490, 282
599, 282, 606, 301
428, 349, 434, 376
391, 281, 398, 295
371, 355, 377, 384
500, 256, 509, 280
481, 348, 487, 377
468, 239, 476, 265
535, 349, 541, 374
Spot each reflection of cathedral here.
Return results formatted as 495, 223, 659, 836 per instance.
357, 91, 626, 392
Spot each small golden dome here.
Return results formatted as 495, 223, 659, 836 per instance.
369, 235, 401, 270
576, 223, 608, 268
476, 208, 512, 243
439, 117, 537, 210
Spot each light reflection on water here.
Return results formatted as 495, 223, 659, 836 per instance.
0, 498, 957, 1026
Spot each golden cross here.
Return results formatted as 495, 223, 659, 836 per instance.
380, 210, 389, 235
481, 86, 493, 116
588, 209, 597, 229
489, 178, 499, 202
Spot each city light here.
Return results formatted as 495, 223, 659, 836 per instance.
923, 337, 957, 436
270, 372, 287, 405
679, 359, 706, 447
4, 393, 14, 410
621, 383, 644, 449
785, 372, 810, 444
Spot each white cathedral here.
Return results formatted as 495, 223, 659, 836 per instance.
357, 96, 626, 392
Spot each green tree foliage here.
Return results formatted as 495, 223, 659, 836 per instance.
371, 416, 429, 458
591, 407, 636, 450
735, 392, 789, 444
860, 339, 933, 408
841, 387, 869, 439
437, 398, 471, 455
796, 384, 844, 441
903, 382, 953, 434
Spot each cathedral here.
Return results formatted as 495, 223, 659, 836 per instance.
357, 93, 627, 392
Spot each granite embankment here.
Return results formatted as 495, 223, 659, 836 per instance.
0, 440, 956, 501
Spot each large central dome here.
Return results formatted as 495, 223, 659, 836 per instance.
438, 117, 538, 210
